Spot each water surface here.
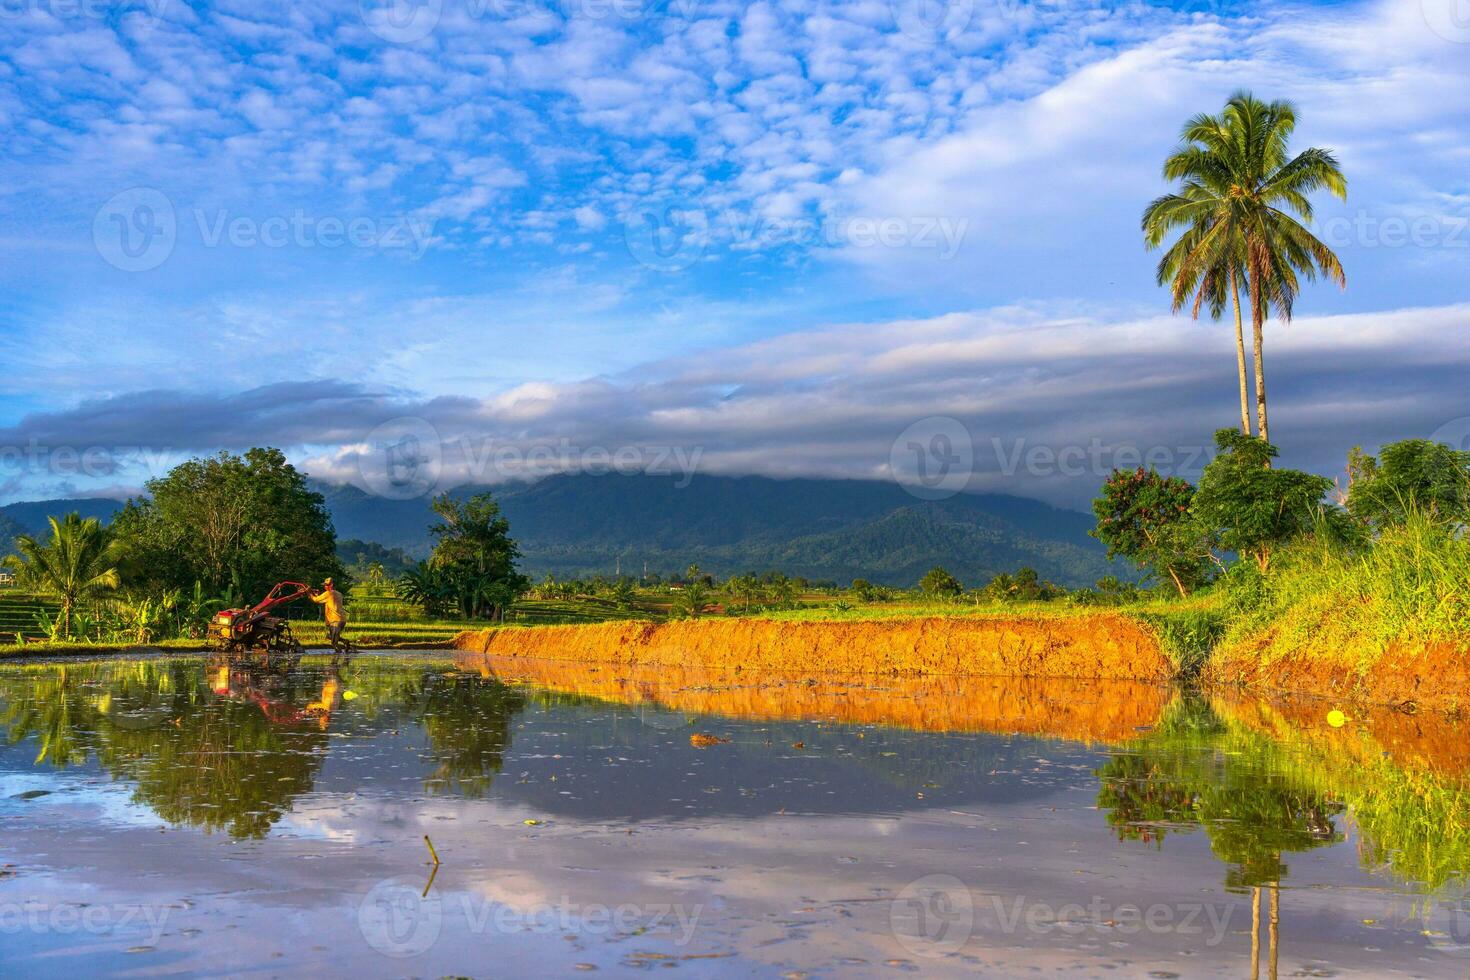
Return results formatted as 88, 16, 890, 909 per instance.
1, 653, 1467, 977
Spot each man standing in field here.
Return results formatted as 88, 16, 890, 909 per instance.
310, 577, 349, 653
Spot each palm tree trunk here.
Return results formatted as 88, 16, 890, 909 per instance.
1248, 266, 1270, 446
1231, 269, 1252, 436
1228, 270, 1252, 434
1250, 886, 1261, 980
1253, 315, 1269, 446
1268, 881, 1279, 980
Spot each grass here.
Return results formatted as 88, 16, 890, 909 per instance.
1217, 514, 1470, 671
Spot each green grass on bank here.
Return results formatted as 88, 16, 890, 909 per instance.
1217, 514, 1470, 671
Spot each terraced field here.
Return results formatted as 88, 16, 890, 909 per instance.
0, 591, 58, 642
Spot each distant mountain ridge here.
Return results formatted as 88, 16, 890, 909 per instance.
318, 474, 1112, 587
2, 475, 1114, 587
0, 498, 127, 555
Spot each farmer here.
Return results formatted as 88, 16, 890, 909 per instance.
310, 577, 349, 652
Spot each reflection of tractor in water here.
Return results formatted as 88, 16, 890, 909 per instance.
207, 581, 312, 659
209, 658, 343, 730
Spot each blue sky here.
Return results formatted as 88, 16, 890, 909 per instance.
2, 0, 1468, 507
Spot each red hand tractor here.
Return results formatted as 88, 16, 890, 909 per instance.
207, 581, 313, 656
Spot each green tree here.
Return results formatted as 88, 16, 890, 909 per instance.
672, 580, 713, 619
611, 577, 637, 610
3, 514, 120, 638
1143, 92, 1347, 443
1192, 429, 1338, 574
918, 566, 963, 600
110, 449, 343, 601
1346, 439, 1470, 531
396, 560, 454, 618
1092, 468, 1214, 597
424, 493, 528, 620
982, 567, 1067, 603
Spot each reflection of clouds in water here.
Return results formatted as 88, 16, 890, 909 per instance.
0, 771, 168, 830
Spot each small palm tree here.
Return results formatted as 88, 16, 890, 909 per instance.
673, 580, 712, 619
3, 514, 120, 639
1144, 91, 1346, 443
396, 561, 452, 618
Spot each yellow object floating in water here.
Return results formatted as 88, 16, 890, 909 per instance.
524, 819, 542, 826
1327, 709, 1346, 728
342, 690, 358, 701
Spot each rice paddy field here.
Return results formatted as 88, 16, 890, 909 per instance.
2, 652, 1469, 977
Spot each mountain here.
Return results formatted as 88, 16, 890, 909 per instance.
318, 474, 1113, 588
0, 498, 127, 555
2, 475, 1115, 587
1, 498, 125, 533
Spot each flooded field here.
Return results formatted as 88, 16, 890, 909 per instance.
1, 653, 1468, 977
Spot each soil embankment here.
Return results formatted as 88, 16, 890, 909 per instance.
452, 614, 1172, 680
1205, 638, 1470, 714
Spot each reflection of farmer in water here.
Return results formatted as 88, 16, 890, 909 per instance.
310, 577, 348, 652
210, 661, 342, 731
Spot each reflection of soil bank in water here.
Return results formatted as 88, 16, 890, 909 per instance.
1206, 639, 1470, 713
1205, 692, 1470, 891
453, 615, 1172, 681
1211, 691, 1470, 779
455, 653, 1170, 743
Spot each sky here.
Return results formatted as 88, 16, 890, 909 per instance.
1, 0, 1468, 509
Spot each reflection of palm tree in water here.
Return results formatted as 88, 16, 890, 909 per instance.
2, 659, 529, 835
1096, 699, 1343, 980
396, 671, 526, 798
0, 659, 331, 838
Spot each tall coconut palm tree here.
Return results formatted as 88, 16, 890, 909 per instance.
3, 513, 120, 638
1143, 91, 1347, 444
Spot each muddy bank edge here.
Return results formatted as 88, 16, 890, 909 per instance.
451, 615, 1173, 681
